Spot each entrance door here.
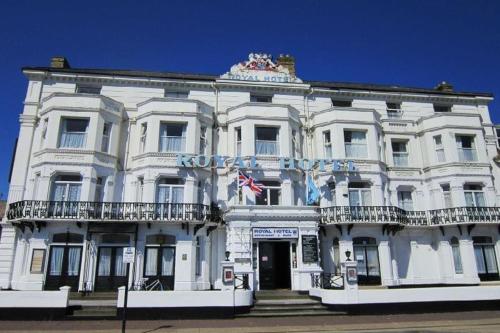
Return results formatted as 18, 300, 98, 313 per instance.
144, 246, 175, 290
45, 245, 82, 290
95, 247, 128, 291
353, 237, 381, 285
259, 242, 291, 290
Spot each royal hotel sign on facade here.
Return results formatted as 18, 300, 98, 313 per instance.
1, 53, 500, 298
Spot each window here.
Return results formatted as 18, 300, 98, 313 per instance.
30, 249, 46, 273
323, 130, 332, 159
139, 123, 147, 153
386, 102, 402, 119
348, 183, 371, 206
464, 184, 485, 207
255, 126, 279, 156
136, 177, 144, 202
292, 129, 299, 158
441, 184, 452, 208
40, 118, 48, 149
159, 123, 186, 152
353, 237, 381, 285
434, 135, 445, 162
76, 85, 101, 94
59, 118, 88, 148
450, 237, 463, 274
473, 236, 499, 281
256, 181, 281, 206
391, 140, 409, 166
156, 179, 184, 203
250, 94, 272, 103
332, 99, 352, 107
293, 181, 301, 205
199, 126, 207, 155
165, 90, 188, 99
95, 177, 105, 202
434, 104, 451, 112
328, 182, 336, 206
197, 180, 205, 204
344, 130, 367, 158
101, 122, 112, 153
398, 191, 413, 211
456, 135, 477, 162
50, 175, 82, 201
235, 127, 242, 156
195, 236, 202, 277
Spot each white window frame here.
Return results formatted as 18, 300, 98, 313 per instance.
101, 122, 112, 153
441, 184, 452, 208
397, 190, 413, 211
50, 175, 82, 201
58, 118, 89, 149
434, 135, 445, 162
348, 183, 371, 206
235, 127, 242, 157
386, 102, 402, 119
463, 184, 486, 207
255, 126, 280, 156
344, 130, 367, 158
139, 123, 147, 153
159, 123, 187, 153
456, 135, 477, 162
323, 130, 333, 159
95, 177, 105, 202
256, 181, 281, 206
391, 140, 409, 167
199, 126, 207, 155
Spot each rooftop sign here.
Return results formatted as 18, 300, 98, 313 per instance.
220, 53, 302, 83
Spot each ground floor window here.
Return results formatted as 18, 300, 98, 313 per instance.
45, 244, 82, 290
144, 234, 176, 290
473, 236, 499, 281
353, 237, 381, 285
450, 237, 463, 274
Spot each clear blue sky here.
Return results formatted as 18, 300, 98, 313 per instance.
0, 0, 499, 198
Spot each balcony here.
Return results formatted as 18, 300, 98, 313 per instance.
7, 201, 221, 224
319, 206, 500, 226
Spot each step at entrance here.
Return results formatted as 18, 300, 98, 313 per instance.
66, 292, 118, 320
237, 290, 345, 317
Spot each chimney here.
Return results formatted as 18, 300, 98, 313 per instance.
277, 54, 296, 77
435, 81, 453, 92
50, 56, 71, 69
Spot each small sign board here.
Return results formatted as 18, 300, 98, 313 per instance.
123, 247, 135, 263
253, 228, 298, 239
302, 235, 319, 263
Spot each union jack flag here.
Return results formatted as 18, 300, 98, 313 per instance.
238, 170, 264, 196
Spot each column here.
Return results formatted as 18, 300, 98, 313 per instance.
378, 240, 394, 286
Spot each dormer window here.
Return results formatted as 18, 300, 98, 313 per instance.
165, 90, 189, 99
76, 85, 101, 94
434, 104, 452, 112
332, 99, 352, 107
250, 94, 272, 103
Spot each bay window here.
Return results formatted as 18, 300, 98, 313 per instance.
256, 181, 281, 206
235, 127, 242, 156
255, 126, 279, 156
59, 118, 88, 148
392, 140, 409, 166
344, 130, 367, 158
156, 178, 185, 219
464, 184, 485, 207
50, 175, 82, 202
323, 130, 332, 159
139, 123, 147, 153
397, 190, 413, 211
441, 184, 452, 208
101, 122, 112, 153
159, 123, 186, 152
348, 182, 371, 206
456, 135, 477, 162
434, 135, 445, 162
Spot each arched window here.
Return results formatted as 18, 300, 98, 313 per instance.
473, 236, 499, 281
353, 237, 380, 285
450, 237, 463, 274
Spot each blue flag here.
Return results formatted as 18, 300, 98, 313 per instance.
306, 174, 320, 205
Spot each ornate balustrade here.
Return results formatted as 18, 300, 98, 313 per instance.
7, 200, 220, 223
320, 206, 500, 226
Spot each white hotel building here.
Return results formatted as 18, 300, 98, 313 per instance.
1, 54, 500, 306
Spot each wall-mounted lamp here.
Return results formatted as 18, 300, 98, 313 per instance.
345, 250, 352, 261
225, 251, 231, 261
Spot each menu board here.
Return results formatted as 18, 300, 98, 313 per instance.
302, 235, 318, 263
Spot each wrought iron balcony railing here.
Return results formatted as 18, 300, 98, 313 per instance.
7, 200, 221, 223
310, 272, 344, 289
320, 206, 500, 226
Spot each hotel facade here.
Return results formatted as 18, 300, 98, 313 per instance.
1, 54, 500, 305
